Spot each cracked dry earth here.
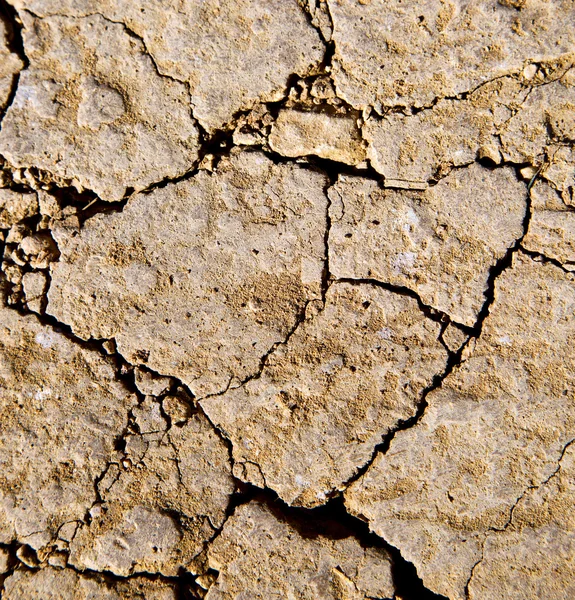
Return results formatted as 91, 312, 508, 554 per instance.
0, 1, 575, 600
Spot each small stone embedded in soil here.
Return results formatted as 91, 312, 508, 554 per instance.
47, 149, 327, 397
201, 281, 447, 507
3, 568, 178, 599
0, 304, 137, 556
328, 163, 526, 326
345, 253, 575, 600
204, 499, 395, 599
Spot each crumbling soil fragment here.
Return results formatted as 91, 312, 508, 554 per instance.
269, 109, 366, 165
68, 401, 234, 576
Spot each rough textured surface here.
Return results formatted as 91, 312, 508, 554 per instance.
0, 17, 24, 112
269, 109, 366, 165
523, 179, 575, 267
0, 188, 37, 228
0, 12, 200, 201
205, 499, 395, 600
0, 305, 137, 554
364, 61, 575, 185
10, 0, 325, 133
329, 0, 575, 112
346, 253, 575, 599
68, 401, 234, 576
469, 442, 575, 600
202, 282, 447, 507
3, 568, 177, 599
47, 150, 327, 397
1, 0, 575, 597
329, 164, 526, 326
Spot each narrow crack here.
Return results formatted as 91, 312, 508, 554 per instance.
332, 276, 468, 331
519, 246, 575, 273
337, 322, 471, 496
0, 0, 27, 128
197, 297, 315, 403
366, 55, 575, 120
0, 547, 203, 600
464, 437, 575, 598
334, 163, 536, 496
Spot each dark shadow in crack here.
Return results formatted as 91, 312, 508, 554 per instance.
221, 483, 449, 600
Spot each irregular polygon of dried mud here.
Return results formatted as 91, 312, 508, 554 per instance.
328, 163, 526, 326
47, 150, 327, 397
0, 305, 137, 554
329, 0, 575, 112
202, 282, 447, 507
0, 12, 200, 201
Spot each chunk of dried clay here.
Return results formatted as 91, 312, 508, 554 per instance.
19, 232, 59, 268
3, 568, 178, 600
69, 402, 234, 576
0, 12, 200, 201
523, 208, 575, 268
0, 305, 137, 554
22, 270, 48, 312
204, 499, 395, 599
468, 442, 575, 600
345, 253, 575, 599
269, 109, 366, 165
202, 282, 447, 507
500, 70, 575, 164
364, 77, 526, 184
328, 164, 526, 326
328, 0, 575, 111
12, 0, 325, 133
0, 18, 24, 111
48, 150, 327, 397
0, 188, 38, 228
134, 367, 174, 397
